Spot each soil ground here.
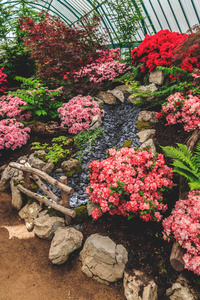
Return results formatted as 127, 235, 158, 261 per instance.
0, 121, 199, 299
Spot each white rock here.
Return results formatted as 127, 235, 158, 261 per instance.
123, 270, 158, 300
80, 234, 128, 283
166, 275, 199, 300
49, 227, 83, 264
34, 214, 65, 239
140, 139, 156, 153
89, 115, 102, 130
137, 129, 156, 143
149, 70, 164, 85
10, 179, 23, 211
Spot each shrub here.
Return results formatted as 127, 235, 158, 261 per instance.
0, 94, 31, 121
131, 30, 188, 73
86, 147, 173, 221
58, 95, 104, 134
0, 119, 30, 150
163, 190, 200, 276
161, 92, 200, 132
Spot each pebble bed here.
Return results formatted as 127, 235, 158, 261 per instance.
39, 99, 140, 207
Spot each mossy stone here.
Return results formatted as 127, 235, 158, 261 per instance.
65, 163, 82, 177
73, 205, 88, 224
135, 121, 151, 131
123, 139, 133, 148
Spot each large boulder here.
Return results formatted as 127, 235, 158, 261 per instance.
49, 227, 83, 264
0, 165, 24, 191
166, 275, 199, 300
61, 158, 79, 172
19, 202, 42, 231
34, 214, 65, 239
28, 152, 46, 169
138, 111, 158, 124
137, 129, 156, 144
96, 91, 116, 105
149, 70, 164, 85
80, 234, 128, 284
123, 270, 158, 300
107, 88, 125, 102
128, 84, 157, 104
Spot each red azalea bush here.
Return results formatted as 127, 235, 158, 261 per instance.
161, 92, 200, 132
0, 119, 30, 150
131, 30, 188, 73
163, 190, 200, 276
0, 95, 32, 121
86, 147, 173, 221
58, 95, 104, 134
19, 13, 107, 82
0, 68, 8, 93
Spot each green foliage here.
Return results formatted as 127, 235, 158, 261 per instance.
12, 76, 63, 120
122, 139, 133, 147
114, 65, 141, 83
74, 128, 104, 161
161, 142, 200, 190
0, 0, 41, 84
31, 136, 73, 168
104, 0, 146, 57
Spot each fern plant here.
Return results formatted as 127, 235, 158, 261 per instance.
161, 142, 200, 190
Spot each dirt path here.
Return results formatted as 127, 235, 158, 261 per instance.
0, 192, 125, 300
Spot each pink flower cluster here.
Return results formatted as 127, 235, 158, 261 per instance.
58, 95, 104, 134
0, 95, 32, 121
86, 147, 173, 221
163, 190, 200, 276
0, 68, 7, 93
162, 92, 200, 132
0, 119, 30, 150
75, 60, 130, 83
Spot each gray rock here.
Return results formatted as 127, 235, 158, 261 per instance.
0, 165, 24, 191
87, 201, 99, 216
123, 270, 158, 300
96, 91, 116, 105
89, 115, 102, 130
10, 179, 23, 211
140, 139, 156, 153
80, 234, 128, 283
61, 158, 79, 172
34, 214, 65, 239
107, 88, 125, 102
166, 275, 199, 300
138, 111, 158, 123
49, 227, 83, 264
137, 129, 156, 143
149, 70, 164, 85
28, 152, 46, 170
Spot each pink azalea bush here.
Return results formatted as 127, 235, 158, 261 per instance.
0, 119, 30, 150
86, 147, 173, 221
0, 68, 7, 93
58, 95, 104, 134
163, 190, 200, 276
161, 92, 200, 132
64, 48, 130, 83
0, 95, 32, 121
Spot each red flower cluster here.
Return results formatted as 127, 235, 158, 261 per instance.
0, 68, 7, 93
131, 30, 188, 73
86, 147, 173, 222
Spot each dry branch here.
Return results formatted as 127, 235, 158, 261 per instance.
17, 184, 76, 218
32, 174, 62, 205
9, 162, 74, 194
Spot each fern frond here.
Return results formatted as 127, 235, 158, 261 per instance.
189, 181, 200, 190
173, 162, 199, 182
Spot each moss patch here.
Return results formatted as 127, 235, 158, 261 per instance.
73, 205, 88, 224
65, 163, 82, 177
135, 121, 151, 131
123, 139, 133, 148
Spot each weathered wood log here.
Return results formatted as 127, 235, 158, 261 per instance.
9, 162, 74, 194
186, 128, 200, 152
19, 160, 31, 189
170, 242, 185, 272
17, 184, 76, 218
28, 121, 68, 136
32, 174, 62, 205
60, 176, 71, 225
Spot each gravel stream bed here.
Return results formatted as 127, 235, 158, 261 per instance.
38, 99, 140, 207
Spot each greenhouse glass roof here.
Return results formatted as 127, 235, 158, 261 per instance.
2, 0, 200, 46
